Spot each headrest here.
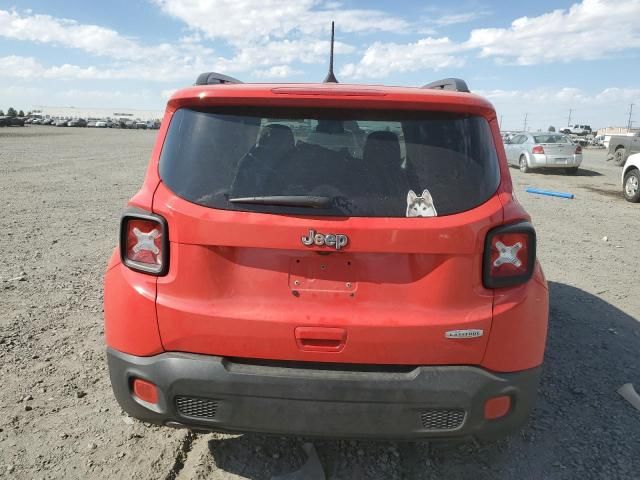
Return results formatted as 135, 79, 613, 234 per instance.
258, 124, 294, 149
363, 131, 401, 164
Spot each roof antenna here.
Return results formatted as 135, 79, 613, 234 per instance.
323, 21, 338, 83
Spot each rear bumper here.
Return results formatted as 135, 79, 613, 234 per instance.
531, 153, 582, 168
107, 348, 541, 441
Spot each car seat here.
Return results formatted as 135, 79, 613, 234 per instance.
362, 131, 408, 198
230, 124, 295, 197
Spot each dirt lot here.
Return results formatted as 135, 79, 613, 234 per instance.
1, 126, 639, 480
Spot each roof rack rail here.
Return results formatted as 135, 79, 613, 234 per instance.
195, 72, 243, 86
422, 78, 469, 93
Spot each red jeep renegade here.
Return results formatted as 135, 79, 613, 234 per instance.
104, 71, 548, 440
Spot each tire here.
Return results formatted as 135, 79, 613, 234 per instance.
613, 148, 627, 166
519, 155, 530, 173
623, 169, 640, 203
565, 167, 579, 175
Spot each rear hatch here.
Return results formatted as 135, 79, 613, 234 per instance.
154, 106, 503, 365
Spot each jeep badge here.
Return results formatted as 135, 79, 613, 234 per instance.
301, 229, 348, 250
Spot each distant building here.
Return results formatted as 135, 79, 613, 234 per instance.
30, 105, 164, 121
596, 126, 640, 137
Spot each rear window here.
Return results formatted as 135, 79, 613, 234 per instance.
533, 134, 570, 144
159, 107, 500, 217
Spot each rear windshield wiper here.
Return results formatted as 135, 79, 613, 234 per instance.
229, 195, 333, 209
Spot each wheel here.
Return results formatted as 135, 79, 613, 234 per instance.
564, 167, 579, 175
613, 148, 627, 166
519, 155, 530, 173
623, 169, 640, 202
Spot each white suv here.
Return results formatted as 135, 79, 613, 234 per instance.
561, 125, 592, 136
622, 153, 640, 202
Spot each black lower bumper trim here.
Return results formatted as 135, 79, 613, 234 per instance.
107, 348, 541, 440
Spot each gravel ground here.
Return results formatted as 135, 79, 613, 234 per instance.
0, 126, 638, 479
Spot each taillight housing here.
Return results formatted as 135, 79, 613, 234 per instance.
531, 145, 545, 154
120, 209, 169, 275
575, 145, 582, 154
483, 222, 536, 289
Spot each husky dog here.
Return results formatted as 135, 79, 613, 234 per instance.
406, 189, 437, 217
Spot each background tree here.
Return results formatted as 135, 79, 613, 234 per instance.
548, 125, 556, 132
18, 110, 25, 117
0, 110, 4, 116
7, 107, 17, 117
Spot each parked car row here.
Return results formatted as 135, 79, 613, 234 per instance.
0, 116, 26, 127
21, 117, 161, 129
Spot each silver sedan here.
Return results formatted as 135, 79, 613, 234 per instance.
504, 132, 582, 174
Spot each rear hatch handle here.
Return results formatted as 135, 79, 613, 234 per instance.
295, 327, 347, 352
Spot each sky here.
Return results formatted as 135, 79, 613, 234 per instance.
0, 0, 639, 130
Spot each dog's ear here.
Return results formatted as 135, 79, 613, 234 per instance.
407, 190, 417, 203
421, 189, 433, 202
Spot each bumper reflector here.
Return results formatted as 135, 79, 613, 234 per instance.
132, 378, 158, 405
484, 395, 511, 420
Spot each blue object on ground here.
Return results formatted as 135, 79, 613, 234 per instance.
525, 188, 574, 199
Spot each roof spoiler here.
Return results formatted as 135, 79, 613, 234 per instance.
194, 72, 243, 86
422, 78, 469, 93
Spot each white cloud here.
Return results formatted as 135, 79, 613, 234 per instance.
466, 0, 640, 64
594, 87, 640, 104
0, 8, 225, 84
0, 55, 217, 82
0, 8, 224, 70
216, 38, 355, 75
0, 44, 334, 83
150, 0, 393, 79
478, 86, 640, 106
478, 87, 587, 104
0, 56, 103, 79
344, 0, 640, 78
152, 0, 409, 44
253, 65, 302, 79
340, 38, 466, 79
0, 9, 153, 61
433, 11, 489, 26
0, 7, 360, 84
